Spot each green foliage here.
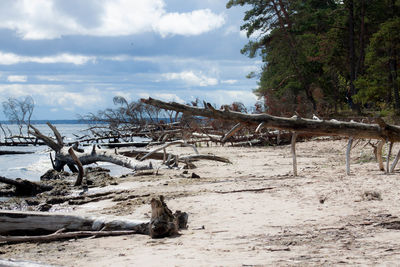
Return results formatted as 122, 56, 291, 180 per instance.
228, 0, 400, 116
354, 17, 400, 109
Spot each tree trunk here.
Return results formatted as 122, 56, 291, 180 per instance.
0, 195, 188, 239
142, 98, 400, 142
389, 51, 399, 111
356, 0, 366, 77
346, 0, 359, 112
0, 210, 149, 235
271, 0, 317, 111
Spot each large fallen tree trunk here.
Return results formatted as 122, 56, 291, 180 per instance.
0, 210, 148, 234
0, 196, 188, 242
142, 98, 400, 142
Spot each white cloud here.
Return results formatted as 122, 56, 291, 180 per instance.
7, 75, 27, 82
224, 25, 240, 36
154, 9, 225, 37
191, 89, 258, 107
36, 75, 63, 82
153, 93, 184, 103
34, 54, 96, 65
0, 52, 95, 65
0, 84, 104, 109
221, 79, 237, 85
0, 0, 225, 40
162, 71, 218, 87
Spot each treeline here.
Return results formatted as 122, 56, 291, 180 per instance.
227, 0, 400, 117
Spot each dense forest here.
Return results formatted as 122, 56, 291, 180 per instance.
227, 0, 400, 117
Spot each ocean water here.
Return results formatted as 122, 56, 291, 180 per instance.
0, 123, 147, 181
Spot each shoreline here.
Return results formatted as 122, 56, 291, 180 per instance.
2, 138, 400, 265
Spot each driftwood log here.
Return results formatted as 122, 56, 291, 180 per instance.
0, 210, 148, 234
0, 196, 188, 243
119, 149, 230, 164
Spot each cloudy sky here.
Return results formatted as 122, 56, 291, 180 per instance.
0, 0, 261, 120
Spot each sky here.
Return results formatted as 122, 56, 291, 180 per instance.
0, 0, 261, 120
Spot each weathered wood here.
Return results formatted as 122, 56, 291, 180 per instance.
0, 176, 53, 196
377, 140, 385, 171
55, 147, 155, 172
255, 122, 265, 133
390, 149, 400, 173
291, 132, 298, 176
0, 210, 148, 234
346, 137, 354, 175
29, 124, 155, 172
215, 187, 275, 194
142, 98, 400, 142
0, 196, 188, 240
179, 154, 231, 164
0, 229, 137, 244
46, 122, 64, 147
139, 140, 198, 161
29, 124, 62, 151
149, 195, 188, 238
386, 142, 393, 173
221, 123, 245, 143
68, 147, 84, 186
120, 149, 230, 164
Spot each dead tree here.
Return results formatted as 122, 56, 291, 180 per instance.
28, 122, 154, 174
142, 98, 400, 175
142, 98, 400, 141
2, 96, 34, 136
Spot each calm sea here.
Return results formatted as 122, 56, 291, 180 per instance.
0, 122, 146, 181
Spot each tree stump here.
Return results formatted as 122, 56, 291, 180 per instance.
149, 195, 188, 238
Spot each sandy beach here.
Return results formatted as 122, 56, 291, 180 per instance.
2, 138, 400, 266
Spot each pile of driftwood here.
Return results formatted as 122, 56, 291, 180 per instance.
0, 121, 232, 198
1, 118, 304, 149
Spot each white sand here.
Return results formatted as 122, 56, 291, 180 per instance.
2, 138, 400, 266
